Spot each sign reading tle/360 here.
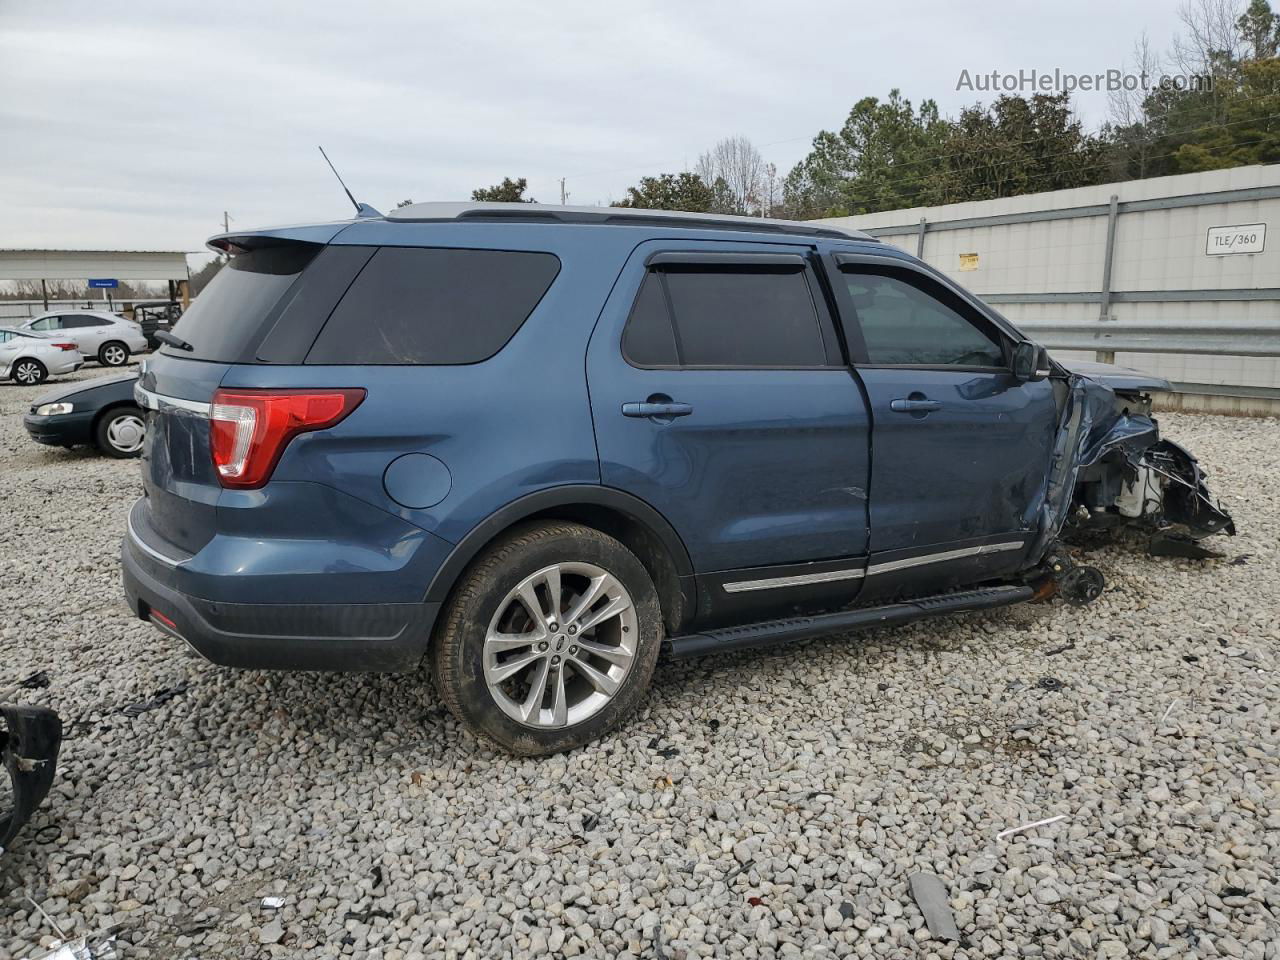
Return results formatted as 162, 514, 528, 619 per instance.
88, 278, 119, 289
1206, 223, 1266, 256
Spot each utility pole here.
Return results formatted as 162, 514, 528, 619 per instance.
223, 211, 231, 234
559, 179, 567, 205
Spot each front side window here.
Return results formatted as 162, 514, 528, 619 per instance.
29, 317, 57, 331
307, 247, 560, 365
621, 265, 827, 368
843, 269, 1005, 368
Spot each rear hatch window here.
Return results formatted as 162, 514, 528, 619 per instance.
164, 244, 319, 362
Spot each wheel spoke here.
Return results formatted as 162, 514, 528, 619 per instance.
515, 580, 546, 624
486, 629, 542, 653
564, 573, 613, 625
577, 593, 631, 634
572, 637, 633, 667
571, 658, 619, 696
541, 566, 563, 622
519, 658, 551, 722
550, 666, 568, 727
488, 649, 543, 685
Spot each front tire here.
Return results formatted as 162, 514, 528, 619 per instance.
95, 406, 146, 458
12, 358, 47, 386
432, 521, 663, 755
99, 341, 130, 366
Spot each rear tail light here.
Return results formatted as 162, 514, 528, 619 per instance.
209, 388, 365, 489
52, 342, 78, 351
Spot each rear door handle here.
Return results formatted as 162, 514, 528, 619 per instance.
890, 398, 943, 413
622, 401, 693, 419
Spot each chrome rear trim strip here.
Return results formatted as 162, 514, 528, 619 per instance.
126, 503, 188, 568
867, 540, 1025, 576
723, 567, 865, 593
134, 384, 210, 417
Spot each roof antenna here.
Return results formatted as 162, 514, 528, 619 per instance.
318, 145, 382, 219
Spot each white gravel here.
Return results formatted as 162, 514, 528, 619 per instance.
1, 365, 1277, 959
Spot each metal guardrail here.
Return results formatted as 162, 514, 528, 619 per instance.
1018, 322, 1280, 359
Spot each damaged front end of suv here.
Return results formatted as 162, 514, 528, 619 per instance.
1039, 360, 1235, 563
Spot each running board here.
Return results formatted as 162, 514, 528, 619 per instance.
666, 584, 1034, 659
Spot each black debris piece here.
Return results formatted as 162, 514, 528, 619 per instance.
1148, 533, 1225, 560
1221, 886, 1248, 898
656, 747, 680, 759
17, 671, 50, 690
707, 719, 720, 731
1044, 641, 1076, 656
1, 704, 63, 850
1183, 654, 1200, 664
122, 680, 191, 718
1036, 677, 1065, 692
581, 813, 599, 832
371, 865, 383, 888
838, 901, 855, 920
1229, 555, 1251, 565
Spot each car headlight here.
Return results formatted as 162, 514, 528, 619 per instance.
35, 402, 73, 416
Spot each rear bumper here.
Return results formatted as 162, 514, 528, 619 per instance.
122, 524, 441, 672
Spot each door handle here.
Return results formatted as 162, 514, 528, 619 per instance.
890, 397, 942, 414
622, 400, 693, 419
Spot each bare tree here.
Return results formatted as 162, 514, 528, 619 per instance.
695, 136, 765, 215
1171, 0, 1246, 73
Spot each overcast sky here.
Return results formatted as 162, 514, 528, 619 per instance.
1, 0, 1181, 259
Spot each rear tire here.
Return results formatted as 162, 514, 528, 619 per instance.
11, 359, 47, 386
95, 406, 146, 458
432, 521, 663, 755
99, 341, 129, 366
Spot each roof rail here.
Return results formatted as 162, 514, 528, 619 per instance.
385, 202, 877, 242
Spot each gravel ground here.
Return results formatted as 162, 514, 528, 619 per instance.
0, 364, 1277, 959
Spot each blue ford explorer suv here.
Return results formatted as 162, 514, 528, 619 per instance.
122, 202, 1232, 754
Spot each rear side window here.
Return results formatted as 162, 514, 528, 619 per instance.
306, 247, 560, 365
168, 244, 319, 361
664, 268, 825, 367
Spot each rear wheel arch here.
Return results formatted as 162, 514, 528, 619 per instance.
425, 486, 694, 634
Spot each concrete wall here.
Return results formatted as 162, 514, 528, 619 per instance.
817, 166, 1280, 403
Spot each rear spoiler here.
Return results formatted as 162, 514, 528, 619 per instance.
206, 222, 355, 256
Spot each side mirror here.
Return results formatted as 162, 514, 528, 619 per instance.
1012, 341, 1049, 382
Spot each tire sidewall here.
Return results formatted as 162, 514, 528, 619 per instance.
439, 525, 662, 754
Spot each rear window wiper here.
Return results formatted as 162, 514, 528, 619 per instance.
155, 330, 194, 352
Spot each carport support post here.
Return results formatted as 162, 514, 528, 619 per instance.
1095, 194, 1119, 364
916, 217, 928, 259
40, 279, 48, 311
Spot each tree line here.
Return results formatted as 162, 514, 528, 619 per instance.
475, 0, 1279, 219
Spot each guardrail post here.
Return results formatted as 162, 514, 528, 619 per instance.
916, 217, 927, 259
1095, 194, 1120, 363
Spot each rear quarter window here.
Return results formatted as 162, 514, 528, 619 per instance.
305, 247, 560, 365
166, 244, 319, 362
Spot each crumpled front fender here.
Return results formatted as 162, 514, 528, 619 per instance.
1, 704, 62, 850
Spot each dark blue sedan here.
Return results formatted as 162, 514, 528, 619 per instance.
23, 373, 144, 458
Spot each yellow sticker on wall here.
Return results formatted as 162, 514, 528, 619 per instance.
959, 252, 979, 271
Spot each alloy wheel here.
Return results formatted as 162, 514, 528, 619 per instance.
483, 562, 638, 729
14, 361, 42, 385
102, 345, 127, 366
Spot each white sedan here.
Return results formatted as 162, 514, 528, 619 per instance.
0, 328, 84, 385
18, 310, 149, 366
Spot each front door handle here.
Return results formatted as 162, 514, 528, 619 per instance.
622, 399, 693, 419
890, 397, 942, 414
